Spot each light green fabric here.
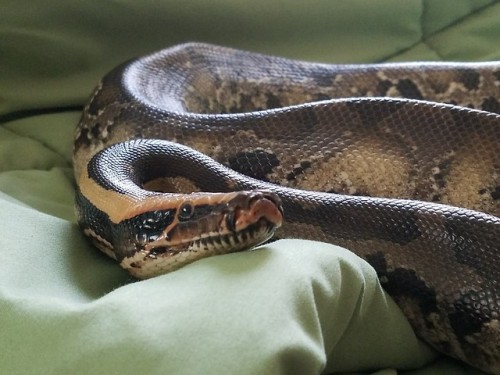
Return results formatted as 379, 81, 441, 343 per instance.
1, 1, 499, 374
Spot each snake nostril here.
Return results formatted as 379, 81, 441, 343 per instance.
248, 190, 280, 204
253, 191, 283, 214
248, 192, 263, 207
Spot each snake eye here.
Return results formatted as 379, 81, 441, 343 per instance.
178, 202, 194, 221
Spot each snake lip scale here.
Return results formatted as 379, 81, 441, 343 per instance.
74, 43, 500, 374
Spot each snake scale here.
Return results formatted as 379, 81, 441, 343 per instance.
74, 43, 500, 374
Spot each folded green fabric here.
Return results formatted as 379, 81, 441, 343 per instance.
1, 1, 499, 374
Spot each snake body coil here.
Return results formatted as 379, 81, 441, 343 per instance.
74, 43, 500, 373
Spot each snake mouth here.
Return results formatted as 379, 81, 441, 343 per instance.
190, 216, 278, 254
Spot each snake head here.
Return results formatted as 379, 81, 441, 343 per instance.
116, 190, 283, 278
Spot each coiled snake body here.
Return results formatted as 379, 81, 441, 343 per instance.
74, 43, 500, 373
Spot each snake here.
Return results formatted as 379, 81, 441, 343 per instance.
73, 43, 500, 374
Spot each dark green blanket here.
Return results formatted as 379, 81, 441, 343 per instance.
2, 1, 499, 374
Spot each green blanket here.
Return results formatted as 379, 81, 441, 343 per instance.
2, 1, 499, 374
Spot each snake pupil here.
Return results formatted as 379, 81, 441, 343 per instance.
178, 202, 194, 221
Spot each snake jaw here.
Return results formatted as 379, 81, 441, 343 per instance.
120, 190, 283, 279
